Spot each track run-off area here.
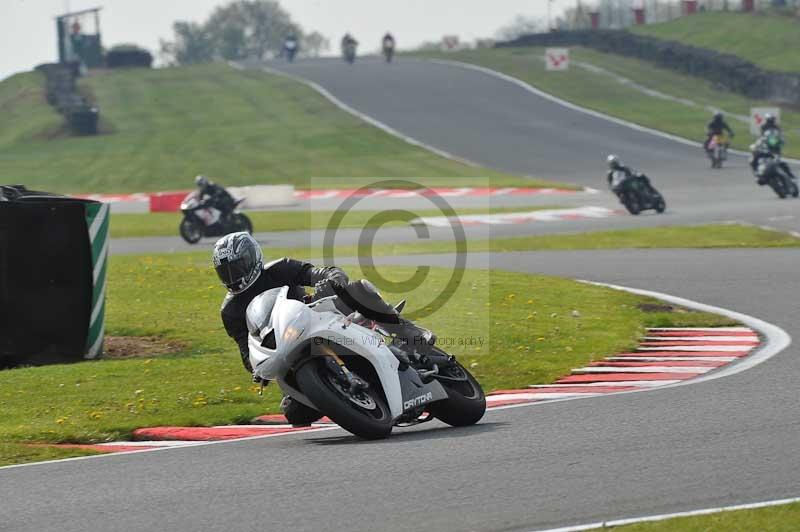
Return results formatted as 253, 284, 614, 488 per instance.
3, 57, 799, 532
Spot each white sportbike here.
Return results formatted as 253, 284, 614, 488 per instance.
247, 284, 486, 439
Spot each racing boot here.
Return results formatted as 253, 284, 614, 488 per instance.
280, 396, 323, 427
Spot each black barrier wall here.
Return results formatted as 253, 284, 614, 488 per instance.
499, 30, 800, 107
0, 187, 106, 367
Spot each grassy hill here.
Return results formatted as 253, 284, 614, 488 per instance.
631, 12, 800, 73
0, 64, 548, 194
0, 72, 62, 147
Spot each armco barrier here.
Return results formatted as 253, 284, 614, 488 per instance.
228, 185, 296, 209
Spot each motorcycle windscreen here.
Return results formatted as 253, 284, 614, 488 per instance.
0, 202, 92, 363
246, 287, 283, 336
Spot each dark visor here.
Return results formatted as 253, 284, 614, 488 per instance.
215, 257, 250, 289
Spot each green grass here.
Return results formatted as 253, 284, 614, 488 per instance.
632, 12, 800, 73
416, 47, 800, 156
0, 63, 558, 194
0, 71, 62, 147
233, 223, 800, 261
600, 501, 800, 531
110, 205, 564, 238
0, 252, 733, 465
374, 223, 800, 255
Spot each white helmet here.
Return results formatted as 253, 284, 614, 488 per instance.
607, 154, 622, 169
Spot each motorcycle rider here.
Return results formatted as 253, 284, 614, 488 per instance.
213, 232, 436, 426
382, 32, 396, 60
341, 33, 358, 57
704, 111, 734, 152
195, 175, 236, 222
760, 113, 781, 136
749, 128, 797, 185
606, 154, 652, 194
282, 33, 299, 62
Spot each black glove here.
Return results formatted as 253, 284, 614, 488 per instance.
313, 279, 339, 299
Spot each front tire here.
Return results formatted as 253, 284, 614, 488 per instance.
427, 356, 486, 427
655, 194, 667, 214
295, 358, 393, 440
771, 176, 788, 199
233, 213, 253, 234
179, 217, 203, 244
622, 192, 641, 215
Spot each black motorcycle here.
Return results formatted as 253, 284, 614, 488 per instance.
383, 43, 395, 63
283, 39, 298, 63
613, 173, 666, 215
179, 191, 253, 244
343, 42, 357, 64
758, 154, 799, 199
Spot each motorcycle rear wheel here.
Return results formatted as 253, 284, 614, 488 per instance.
426, 353, 486, 427
296, 357, 393, 440
179, 217, 203, 244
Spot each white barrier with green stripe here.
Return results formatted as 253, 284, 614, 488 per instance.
85, 202, 110, 359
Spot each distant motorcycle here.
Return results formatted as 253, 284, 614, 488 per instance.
283, 39, 298, 63
707, 133, 728, 169
179, 191, 253, 244
383, 43, 395, 63
757, 153, 799, 199
611, 172, 666, 215
342, 42, 357, 64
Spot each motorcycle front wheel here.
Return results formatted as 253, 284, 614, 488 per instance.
296, 357, 393, 440
233, 213, 253, 234
783, 176, 799, 198
622, 192, 641, 215
771, 176, 788, 199
426, 350, 486, 427
179, 217, 203, 244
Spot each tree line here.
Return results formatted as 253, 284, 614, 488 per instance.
159, 0, 329, 65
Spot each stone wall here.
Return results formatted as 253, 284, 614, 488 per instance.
499, 30, 800, 107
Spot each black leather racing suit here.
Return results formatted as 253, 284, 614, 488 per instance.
221, 258, 349, 371
199, 182, 236, 221
704, 117, 734, 151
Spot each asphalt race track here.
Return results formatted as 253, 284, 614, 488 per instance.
3, 57, 799, 531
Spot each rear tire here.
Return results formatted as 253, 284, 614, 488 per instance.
295, 358, 393, 440
427, 356, 486, 427
179, 217, 203, 244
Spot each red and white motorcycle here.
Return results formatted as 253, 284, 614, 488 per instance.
178, 191, 252, 244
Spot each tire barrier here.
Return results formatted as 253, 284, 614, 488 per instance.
106, 47, 153, 69
0, 185, 109, 366
498, 30, 800, 107
35, 62, 99, 136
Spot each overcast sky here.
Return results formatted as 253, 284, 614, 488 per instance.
1, 0, 576, 80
